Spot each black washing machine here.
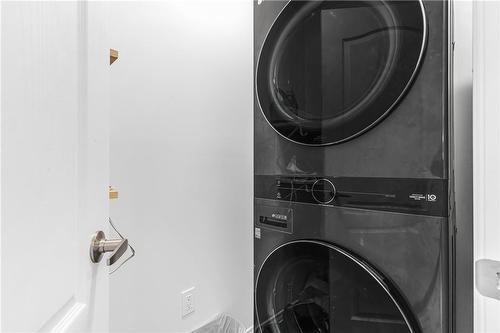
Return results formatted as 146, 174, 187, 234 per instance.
254, 1, 452, 332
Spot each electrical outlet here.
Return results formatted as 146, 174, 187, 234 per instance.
181, 287, 195, 317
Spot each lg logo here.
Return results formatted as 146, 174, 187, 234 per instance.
427, 194, 437, 202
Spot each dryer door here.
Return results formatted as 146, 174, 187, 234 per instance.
255, 241, 420, 333
256, 0, 427, 146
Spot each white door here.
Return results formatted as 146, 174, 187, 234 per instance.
473, 1, 500, 332
1, 1, 110, 332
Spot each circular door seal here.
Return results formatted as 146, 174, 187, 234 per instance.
256, 0, 427, 146
255, 240, 421, 333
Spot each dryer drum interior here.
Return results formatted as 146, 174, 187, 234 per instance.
255, 241, 421, 333
256, 0, 427, 145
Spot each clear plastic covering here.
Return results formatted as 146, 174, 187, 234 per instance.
192, 314, 246, 333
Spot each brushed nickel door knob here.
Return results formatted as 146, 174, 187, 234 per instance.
90, 230, 129, 265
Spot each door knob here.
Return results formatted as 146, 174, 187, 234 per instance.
90, 230, 128, 265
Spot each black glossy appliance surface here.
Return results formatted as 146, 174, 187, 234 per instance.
254, 0, 449, 332
256, 0, 427, 146
254, 199, 446, 333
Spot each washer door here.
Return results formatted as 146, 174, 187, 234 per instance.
256, 0, 427, 146
255, 241, 420, 333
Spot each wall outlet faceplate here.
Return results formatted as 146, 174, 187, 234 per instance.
181, 287, 195, 317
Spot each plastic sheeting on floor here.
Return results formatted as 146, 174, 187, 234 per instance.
192, 314, 246, 333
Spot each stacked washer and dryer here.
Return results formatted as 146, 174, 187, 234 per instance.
254, 1, 471, 333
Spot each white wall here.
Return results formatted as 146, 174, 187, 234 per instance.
108, 1, 253, 332
473, 2, 500, 332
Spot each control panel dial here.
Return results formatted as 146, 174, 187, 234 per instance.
312, 179, 336, 204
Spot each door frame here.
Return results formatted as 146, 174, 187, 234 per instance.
452, 1, 474, 332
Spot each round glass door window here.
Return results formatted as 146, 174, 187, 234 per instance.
255, 241, 420, 333
256, 0, 427, 145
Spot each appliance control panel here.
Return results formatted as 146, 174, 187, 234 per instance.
255, 205, 293, 234
255, 175, 448, 217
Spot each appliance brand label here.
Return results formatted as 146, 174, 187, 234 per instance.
409, 193, 426, 201
271, 213, 287, 221
409, 193, 437, 202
